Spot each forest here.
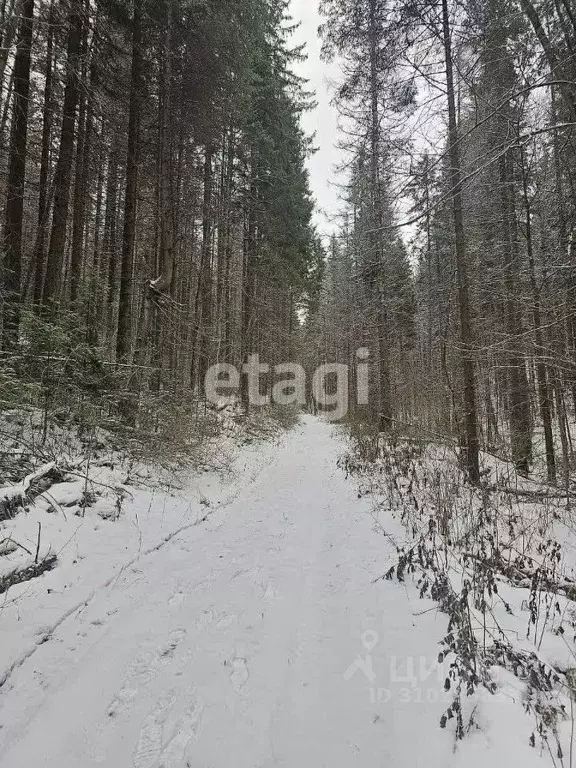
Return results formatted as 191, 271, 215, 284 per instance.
1, 0, 576, 489
314, 0, 576, 490
2, 0, 576, 762
0, 0, 320, 453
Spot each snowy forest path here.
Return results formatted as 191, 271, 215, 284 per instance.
0, 417, 459, 767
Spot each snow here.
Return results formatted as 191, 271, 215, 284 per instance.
0, 417, 554, 766
0, 462, 56, 502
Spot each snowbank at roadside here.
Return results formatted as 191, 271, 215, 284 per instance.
343, 431, 576, 764
0, 407, 289, 691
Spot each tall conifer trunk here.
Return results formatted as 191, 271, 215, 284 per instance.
2, 0, 34, 348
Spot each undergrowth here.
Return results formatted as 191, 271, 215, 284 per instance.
342, 425, 576, 764
0, 310, 298, 490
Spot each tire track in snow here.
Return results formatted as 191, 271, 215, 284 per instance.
0, 431, 291, 697
0, 510, 216, 694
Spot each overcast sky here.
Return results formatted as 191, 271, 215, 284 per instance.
289, 0, 343, 237
288, 2, 429, 251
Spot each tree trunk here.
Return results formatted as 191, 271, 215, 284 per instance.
368, 0, 392, 431
117, 0, 143, 362
104, 150, 120, 334
499, 152, 533, 474
31, 0, 54, 306
1, 0, 34, 349
70, 16, 91, 306
441, 0, 480, 483
240, 152, 258, 407
195, 143, 214, 391
0, 0, 22, 115
521, 148, 556, 482
151, 2, 175, 296
42, 0, 82, 308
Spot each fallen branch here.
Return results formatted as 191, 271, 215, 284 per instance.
0, 463, 65, 520
492, 484, 572, 501
0, 536, 32, 556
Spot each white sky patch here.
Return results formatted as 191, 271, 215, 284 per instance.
288, 1, 440, 256
289, 0, 344, 238
288, 1, 418, 252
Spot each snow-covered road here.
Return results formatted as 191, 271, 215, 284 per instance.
0, 418, 545, 767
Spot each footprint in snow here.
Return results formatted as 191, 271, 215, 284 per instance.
262, 579, 276, 602
157, 689, 204, 768
216, 613, 236, 629
132, 689, 176, 768
196, 610, 214, 630
159, 629, 187, 658
168, 589, 186, 608
107, 629, 186, 719
229, 657, 250, 691
107, 651, 157, 718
